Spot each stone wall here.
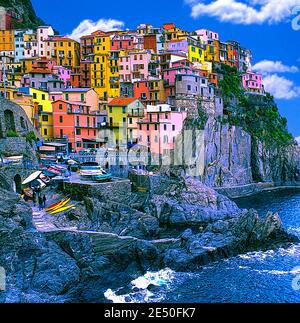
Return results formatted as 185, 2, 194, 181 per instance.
0, 99, 40, 139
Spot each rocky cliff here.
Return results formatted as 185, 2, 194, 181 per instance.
1, 177, 297, 303
0, 0, 44, 28
201, 117, 300, 188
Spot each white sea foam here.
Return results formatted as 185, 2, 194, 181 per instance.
252, 268, 300, 276
104, 268, 174, 303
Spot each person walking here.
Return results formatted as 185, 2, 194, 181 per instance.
42, 195, 47, 208
38, 196, 43, 211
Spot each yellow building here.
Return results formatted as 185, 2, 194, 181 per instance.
0, 30, 14, 52
107, 98, 144, 146
20, 58, 35, 74
91, 32, 120, 100
48, 36, 80, 69
30, 88, 53, 139
164, 23, 188, 42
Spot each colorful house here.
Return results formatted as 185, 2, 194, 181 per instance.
242, 72, 264, 94
119, 50, 152, 82
62, 88, 99, 110
52, 100, 99, 151
0, 30, 14, 55
137, 104, 187, 156
29, 87, 54, 139
47, 36, 80, 69
107, 97, 145, 147
91, 31, 120, 100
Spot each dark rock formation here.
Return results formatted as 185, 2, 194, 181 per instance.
0, 176, 298, 303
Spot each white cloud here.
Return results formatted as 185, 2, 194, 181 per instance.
295, 136, 300, 145
252, 60, 299, 74
263, 74, 300, 99
67, 18, 124, 41
187, 0, 299, 25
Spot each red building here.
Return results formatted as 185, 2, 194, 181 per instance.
143, 34, 157, 52
110, 34, 135, 51
133, 81, 150, 105
70, 66, 82, 88
52, 100, 100, 151
80, 59, 92, 88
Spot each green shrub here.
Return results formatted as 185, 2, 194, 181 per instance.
25, 131, 37, 143
6, 130, 19, 137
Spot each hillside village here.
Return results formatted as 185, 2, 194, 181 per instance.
0, 5, 266, 158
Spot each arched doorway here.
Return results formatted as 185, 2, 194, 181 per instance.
13, 174, 22, 194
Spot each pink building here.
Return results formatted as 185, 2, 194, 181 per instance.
120, 51, 152, 82
62, 88, 99, 110
242, 72, 264, 94
195, 29, 219, 44
163, 59, 196, 86
53, 66, 71, 87
49, 91, 63, 101
137, 104, 187, 155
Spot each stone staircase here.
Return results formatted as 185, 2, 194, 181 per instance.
32, 210, 58, 232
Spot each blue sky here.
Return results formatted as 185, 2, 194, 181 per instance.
32, 0, 300, 139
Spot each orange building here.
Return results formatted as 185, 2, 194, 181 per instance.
52, 100, 99, 151
0, 30, 14, 53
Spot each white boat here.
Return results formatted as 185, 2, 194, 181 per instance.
22, 171, 43, 185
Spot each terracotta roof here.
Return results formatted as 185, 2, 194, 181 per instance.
108, 97, 137, 106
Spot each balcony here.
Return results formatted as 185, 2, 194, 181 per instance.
58, 53, 65, 58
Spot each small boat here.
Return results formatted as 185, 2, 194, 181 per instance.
45, 197, 68, 212
42, 170, 58, 178
92, 173, 112, 182
47, 166, 62, 175
50, 204, 76, 215
46, 198, 71, 212
22, 171, 43, 185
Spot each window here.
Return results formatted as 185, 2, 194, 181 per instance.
164, 124, 167, 131
60, 129, 63, 138
59, 116, 63, 123
163, 135, 168, 143
76, 129, 81, 135
43, 129, 48, 136
42, 115, 48, 122
129, 118, 133, 124
81, 94, 84, 102
65, 94, 69, 100
76, 142, 82, 147
187, 85, 191, 91
122, 107, 126, 114
172, 125, 175, 131
33, 93, 37, 99
42, 94, 45, 100
123, 117, 126, 123
59, 104, 63, 110
154, 124, 158, 131
109, 107, 113, 113
154, 135, 158, 143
